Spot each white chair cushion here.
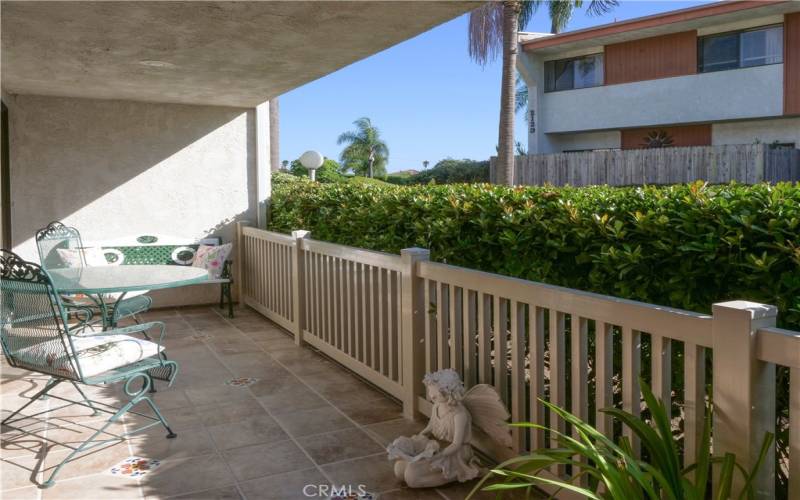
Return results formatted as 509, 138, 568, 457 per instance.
15, 334, 163, 378
57, 247, 110, 267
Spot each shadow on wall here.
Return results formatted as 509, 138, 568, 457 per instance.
6, 94, 257, 263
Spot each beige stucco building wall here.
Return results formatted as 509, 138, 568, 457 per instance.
6, 94, 257, 306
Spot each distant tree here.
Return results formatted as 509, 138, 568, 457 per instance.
423, 160, 430, 170
281, 160, 289, 171
337, 117, 389, 178
386, 158, 490, 185
289, 157, 344, 183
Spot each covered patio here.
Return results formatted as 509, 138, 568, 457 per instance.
1, 306, 491, 499
1, 1, 484, 498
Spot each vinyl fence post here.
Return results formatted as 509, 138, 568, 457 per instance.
711, 300, 777, 499
400, 247, 430, 419
292, 230, 310, 346
235, 221, 247, 306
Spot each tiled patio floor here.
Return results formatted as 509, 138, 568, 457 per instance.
1, 306, 503, 499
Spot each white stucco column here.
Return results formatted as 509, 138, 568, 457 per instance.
255, 101, 272, 229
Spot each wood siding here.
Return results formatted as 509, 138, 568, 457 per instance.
621, 124, 711, 150
522, 1, 784, 51
605, 31, 697, 85
786, 12, 800, 115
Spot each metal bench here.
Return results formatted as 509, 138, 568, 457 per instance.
97, 235, 234, 318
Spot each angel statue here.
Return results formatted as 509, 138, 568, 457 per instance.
387, 369, 512, 488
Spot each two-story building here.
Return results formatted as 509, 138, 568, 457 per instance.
518, 0, 800, 154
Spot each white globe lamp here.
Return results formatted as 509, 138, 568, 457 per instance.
299, 150, 324, 181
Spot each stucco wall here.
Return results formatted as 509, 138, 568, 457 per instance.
7, 94, 256, 306
541, 64, 784, 134
545, 130, 621, 152
712, 117, 800, 146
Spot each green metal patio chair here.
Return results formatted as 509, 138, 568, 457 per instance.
0, 249, 179, 488
35, 221, 152, 328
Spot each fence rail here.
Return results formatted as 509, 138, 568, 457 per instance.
237, 222, 800, 498
490, 144, 800, 186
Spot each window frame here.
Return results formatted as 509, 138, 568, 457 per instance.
544, 53, 604, 93
697, 23, 784, 74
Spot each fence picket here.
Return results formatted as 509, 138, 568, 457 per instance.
496, 144, 799, 186
622, 327, 642, 456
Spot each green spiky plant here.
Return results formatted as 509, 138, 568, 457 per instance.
469, 379, 773, 499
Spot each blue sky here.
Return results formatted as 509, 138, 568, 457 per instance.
280, 1, 711, 173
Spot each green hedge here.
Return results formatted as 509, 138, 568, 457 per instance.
269, 173, 800, 329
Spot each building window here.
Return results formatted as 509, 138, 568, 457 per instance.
545, 54, 603, 92
698, 25, 783, 73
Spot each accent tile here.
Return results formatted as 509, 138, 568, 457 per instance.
224, 377, 259, 387
107, 456, 161, 478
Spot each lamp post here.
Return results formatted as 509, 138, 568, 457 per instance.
299, 150, 324, 181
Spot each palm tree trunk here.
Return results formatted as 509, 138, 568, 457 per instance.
497, 1, 519, 186
368, 150, 375, 178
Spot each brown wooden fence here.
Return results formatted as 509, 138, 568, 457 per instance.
490, 144, 800, 186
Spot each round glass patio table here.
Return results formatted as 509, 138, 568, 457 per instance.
48, 265, 209, 294
48, 265, 209, 329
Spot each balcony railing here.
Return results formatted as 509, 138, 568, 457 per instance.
236, 222, 800, 498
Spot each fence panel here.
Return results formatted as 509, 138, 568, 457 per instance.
756, 326, 800, 499
239, 225, 800, 497
299, 238, 405, 399
490, 144, 800, 186
240, 226, 296, 332
415, 260, 713, 464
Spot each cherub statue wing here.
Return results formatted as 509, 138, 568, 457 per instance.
462, 384, 512, 448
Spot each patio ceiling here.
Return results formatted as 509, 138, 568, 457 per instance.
1, 1, 476, 108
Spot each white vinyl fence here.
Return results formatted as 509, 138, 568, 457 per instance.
236, 222, 800, 498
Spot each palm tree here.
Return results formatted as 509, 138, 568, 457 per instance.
469, 0, 616, 185
337, 117, 389, 178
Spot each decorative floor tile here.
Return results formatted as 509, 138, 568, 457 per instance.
107, 456, 162, 478
225, 377, 259, 387
328, 492, 377, 500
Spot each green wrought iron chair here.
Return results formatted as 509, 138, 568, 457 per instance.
0, 249, 179, 488
35, 221, 152, 329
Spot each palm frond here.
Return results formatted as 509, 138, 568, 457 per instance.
468, 2, 503, 67
549, 0, 575, 34
518, 0, 541, 30
336, 131, 360, 146
515, 76, 528, 113
586, 0, 618, 17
